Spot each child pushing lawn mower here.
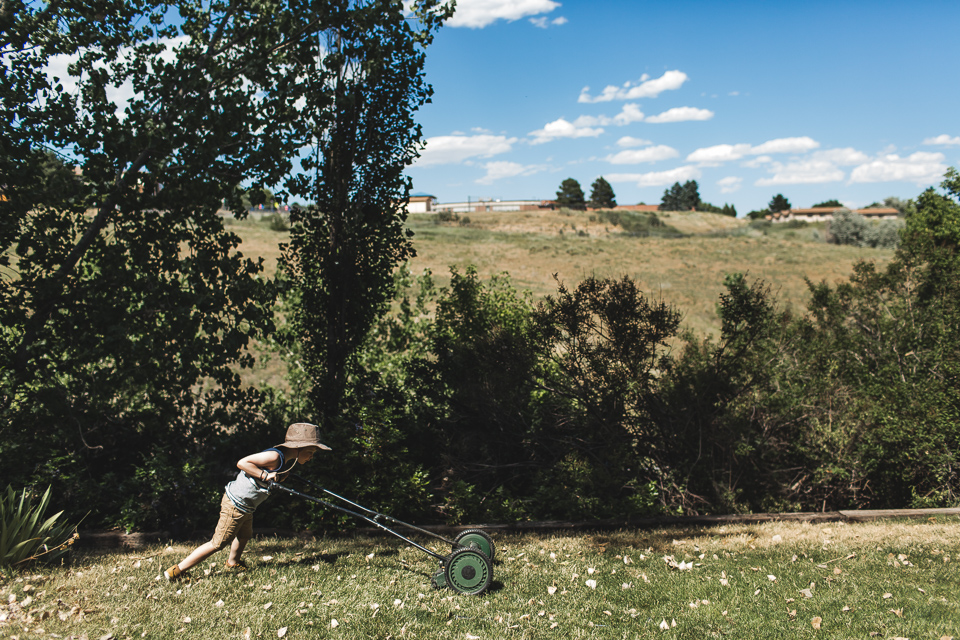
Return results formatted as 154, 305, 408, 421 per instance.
164, 422, 496, 595
164, 422, 330, 581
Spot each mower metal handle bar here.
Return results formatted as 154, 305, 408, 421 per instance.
289, 473, 459, 547
268, 480, 447, 561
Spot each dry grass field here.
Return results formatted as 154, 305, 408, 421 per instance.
230, 209, 895, 339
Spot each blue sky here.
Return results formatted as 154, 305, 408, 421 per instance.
406, 0, 960, 214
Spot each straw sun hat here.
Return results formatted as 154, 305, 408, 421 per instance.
276, 422, 331, 451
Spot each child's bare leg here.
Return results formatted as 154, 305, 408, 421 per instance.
227, 536, 250, 567
177, 542, 221, 573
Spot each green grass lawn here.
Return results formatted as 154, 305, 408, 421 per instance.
4, 518, 958, 639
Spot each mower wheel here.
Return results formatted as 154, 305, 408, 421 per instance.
454, 529, 496, 561
444, 548, 492, 596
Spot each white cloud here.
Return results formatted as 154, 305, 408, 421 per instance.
750, 136, 820, 155
718, 176, 743, 193
448, 0, 560, 28
607, 165, 702, 188
613, 103, 646, 125
812, 147, 870, 166
476, 160, 545, 185
530, 15, 567, 28
617, 136, 653, 148
687, 144, 752, 165
742, 155, 772, 168
606, 145, 679, 164
529, 118, 604, 144
578, 70, 688, 103
645, 106, 714, 124
923, 134, 960, 146
416, 134, 517, 166
849, 152, 947, 185
755, 159, 845, 186
688, 137, 823, 165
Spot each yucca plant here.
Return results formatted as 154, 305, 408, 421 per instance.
0, 485, 79, 577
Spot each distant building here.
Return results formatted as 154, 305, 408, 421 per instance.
434, 199, 549, 213
408, 193, 437, 213
768, 207, 900, 223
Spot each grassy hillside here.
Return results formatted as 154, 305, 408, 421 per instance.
231, 209, 894, 339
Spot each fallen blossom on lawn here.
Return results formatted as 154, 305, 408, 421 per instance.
278, 628, 287, 638
548, 586, 557, 595
663, 555, 693, 571
811, 616, 822, 630
585, 579, 597, 589
330, 619, 339, 628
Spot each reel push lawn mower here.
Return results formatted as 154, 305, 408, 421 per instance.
269, 475, 496, 596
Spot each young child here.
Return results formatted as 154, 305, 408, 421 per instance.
164, 422, 330, 581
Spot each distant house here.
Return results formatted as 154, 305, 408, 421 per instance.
768, 207, 900, 223
407, 193, 437, 213
434, 199, 547, 213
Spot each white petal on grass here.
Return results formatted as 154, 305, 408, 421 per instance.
277, 628, 288, 638
585, 579, 597, 589
330, 619, 339, 628
659, 619, 670, 630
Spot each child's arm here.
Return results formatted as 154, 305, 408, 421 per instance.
237, 450, 283, 483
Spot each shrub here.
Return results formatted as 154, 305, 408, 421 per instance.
828, 210, 903, 249
0, 485, 79, 576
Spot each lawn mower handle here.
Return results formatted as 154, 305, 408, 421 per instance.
289, 473, 460, 547
268, 480, 446, 561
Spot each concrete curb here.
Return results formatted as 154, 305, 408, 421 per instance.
76, 507, 960, 550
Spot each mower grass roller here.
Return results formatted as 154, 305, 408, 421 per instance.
269, 476, 496, 596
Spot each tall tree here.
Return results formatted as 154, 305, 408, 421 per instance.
556, 178, 586, 210
768, 193, 792, 213
813, 199, 843, 208
279, 0, 450, 425
588, 176, 617, 209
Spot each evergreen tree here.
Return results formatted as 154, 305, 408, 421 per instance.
721, 203, 738, 217
556, 178, 586, 210
768, 193, 792, 213
660, 180, 701, 211
588, 176, 617, 209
